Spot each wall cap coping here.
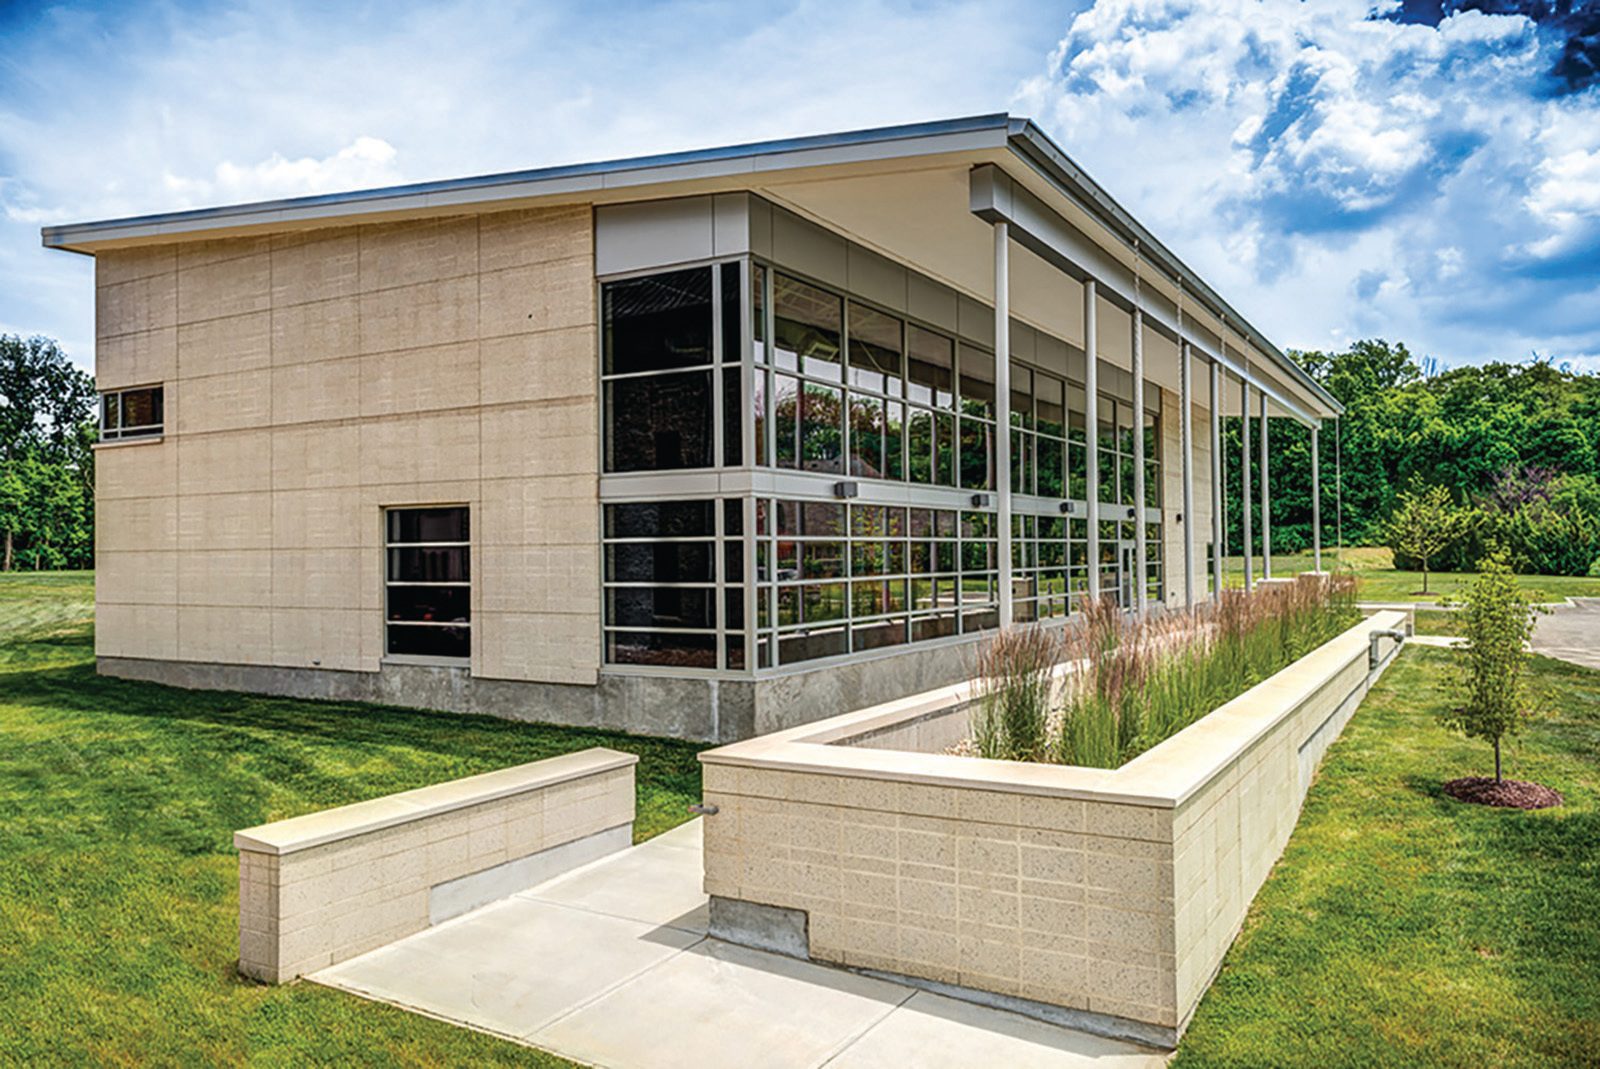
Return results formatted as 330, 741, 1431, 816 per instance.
700, 610, 1408, 810
233, 747, 638, 856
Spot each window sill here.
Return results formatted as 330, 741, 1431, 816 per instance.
93, 435, 165, 450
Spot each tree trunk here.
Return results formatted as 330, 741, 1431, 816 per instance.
3, 529, 10, 572
1494, 737, 1502, 784
1421, 560, 1429, 594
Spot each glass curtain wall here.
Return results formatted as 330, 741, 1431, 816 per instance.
599, 256, 1165, 674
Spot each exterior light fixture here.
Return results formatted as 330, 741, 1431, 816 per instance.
833, 481, 859, 499
970, 493, 992, 508
1059, 501, 1077, 515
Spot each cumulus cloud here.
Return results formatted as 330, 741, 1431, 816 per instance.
159, 136, 401, 206
1016, 0, 1600, 366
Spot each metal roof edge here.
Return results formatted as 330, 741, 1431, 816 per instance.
39, 112, 1013, 251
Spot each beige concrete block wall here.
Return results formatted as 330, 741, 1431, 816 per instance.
700, 608, 1409, 1043
93, 204, 600, 684
235, 747, 636, 983
701, 766, 1179, 1029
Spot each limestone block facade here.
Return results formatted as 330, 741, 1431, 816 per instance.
93, 207, 600, 686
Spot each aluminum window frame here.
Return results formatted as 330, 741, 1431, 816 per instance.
98, 384, 165, 442
382, 504, 472, 666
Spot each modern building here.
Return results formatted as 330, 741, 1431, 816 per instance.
45, 114, 1341, 742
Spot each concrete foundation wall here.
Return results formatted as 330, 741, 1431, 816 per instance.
698, 608, 1409, 1046
234, 747, 635, 982
92, 206, 601, 687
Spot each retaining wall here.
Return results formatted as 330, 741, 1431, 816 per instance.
234, 747, 636, 982
699, 610, 1408, 1047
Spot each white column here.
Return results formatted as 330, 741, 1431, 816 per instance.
1180, 341, 1195, 608
1260, 391, 1271, 579
1209, 359, 1223, 602
1312, 424, 1322, 572
1241, 378, 1253, 592
994, 222, 1013, 627
1083, 280, 1100, 602
1131, 309, 1147, 614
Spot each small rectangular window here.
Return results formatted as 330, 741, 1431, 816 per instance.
99, 386, 164, 441
385, 506, 470, 661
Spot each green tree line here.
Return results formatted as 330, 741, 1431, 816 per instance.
0, 335, 96, 571
1226, 339, 1600, 574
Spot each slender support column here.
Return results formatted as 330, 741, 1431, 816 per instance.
1241, 378, 1253, 592
1260, 391, 1271, 579
1084, 280, 1100, 603
1180, 341, 1196, 608
1209, 360, 1223, 602
1131, 309, 1147, 614
994, 222, 1013, 627
1311, 424, 1322, 572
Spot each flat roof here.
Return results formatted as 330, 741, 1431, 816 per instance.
41, 113, 1339, 415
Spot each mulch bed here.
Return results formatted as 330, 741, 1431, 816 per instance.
1443, 776, 1564, 809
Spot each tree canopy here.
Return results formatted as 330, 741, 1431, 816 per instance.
0, 335, 96, 571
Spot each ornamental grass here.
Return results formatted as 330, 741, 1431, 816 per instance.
973, 573, 1359, 769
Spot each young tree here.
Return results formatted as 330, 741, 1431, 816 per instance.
1440, 554, 1536, 782
1386, 482, 1470, 593
0, 335, 96, 570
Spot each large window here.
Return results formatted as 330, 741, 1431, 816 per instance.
602, 264, 742, 472
602, 499, 742, 669
99, 386, 164, 441
384, 507, 470, 660
755, 499, 997, 667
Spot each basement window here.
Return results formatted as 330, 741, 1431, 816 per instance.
384, 506, 471, 661
99, 386, 164, 441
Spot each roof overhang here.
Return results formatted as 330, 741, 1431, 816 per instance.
41, 112, 1341, 420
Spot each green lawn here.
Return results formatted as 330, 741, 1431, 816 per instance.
1174, 647, 1600, 1067
1218, 548, 1600, 603
0, 571, 702, 1066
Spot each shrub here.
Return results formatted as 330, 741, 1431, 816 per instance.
972, 625, 1059, 762
1440, 553, 1537, 782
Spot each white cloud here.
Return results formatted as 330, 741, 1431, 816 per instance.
159, 136, 400, 206
1015, 0, 1600, 366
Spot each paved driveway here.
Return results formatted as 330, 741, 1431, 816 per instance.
1532, 598, 1600, 670
315, 820, 1164, 1069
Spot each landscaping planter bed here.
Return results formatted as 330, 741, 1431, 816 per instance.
698, 609, 1409, 1048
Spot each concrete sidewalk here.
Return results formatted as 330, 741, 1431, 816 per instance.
314, 820, 1165, 1069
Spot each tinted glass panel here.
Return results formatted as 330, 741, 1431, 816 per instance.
605, 587, 716, 630
719, 261, 741, 364
387, 546, 470, 583
605, 542, 714, 584
387, 624, 470, 658
604, 370, 714, 471
774, 275, 842, 378
122, 387, 163, 429
387, 507, 469, 544
605, 500, 715, 539
387, 585, 471, 623
906, 326, 954, 408
603, 268, 713, 375
606, 630, 717, 669
848, 303, 902, 395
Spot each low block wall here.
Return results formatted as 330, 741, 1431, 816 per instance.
234, 748, 637, 982
699, 611, 1408, 1047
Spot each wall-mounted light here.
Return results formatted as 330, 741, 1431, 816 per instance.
970, 493, 992, 508
1059, 501, 1077, 515
833, 481, 859, 499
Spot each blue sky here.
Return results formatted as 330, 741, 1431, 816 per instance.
2, 0, 1597, 373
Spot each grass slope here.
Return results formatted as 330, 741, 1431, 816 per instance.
0, 571, 702, 1066
1174, 647, 1600, 1068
